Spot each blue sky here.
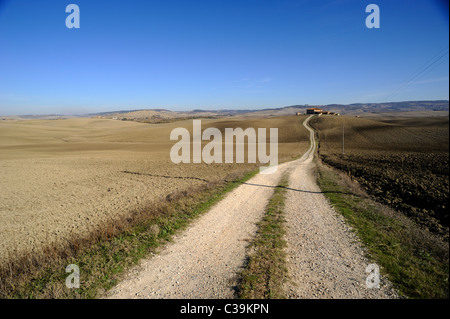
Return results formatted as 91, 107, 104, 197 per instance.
0, 0, 448, 115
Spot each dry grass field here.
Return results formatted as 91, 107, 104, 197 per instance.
0, 115, 309, 265
310, 114, 449, 240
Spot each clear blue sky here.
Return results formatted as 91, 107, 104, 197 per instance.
0, 0, 448, 115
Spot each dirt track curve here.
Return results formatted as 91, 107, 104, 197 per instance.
105, 116, 397, 299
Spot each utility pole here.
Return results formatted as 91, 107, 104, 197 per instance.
342, 120, 345, 155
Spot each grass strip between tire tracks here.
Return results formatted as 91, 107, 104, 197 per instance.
238, 174, 289, 299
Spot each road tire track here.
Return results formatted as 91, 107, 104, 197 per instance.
282, 117, 398, 298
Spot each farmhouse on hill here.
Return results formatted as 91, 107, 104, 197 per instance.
306, 107, 323, 114
305, 107, 339, 116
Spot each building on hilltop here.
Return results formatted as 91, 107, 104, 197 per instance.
306, 107, 323, 114
305, 108, 340, 116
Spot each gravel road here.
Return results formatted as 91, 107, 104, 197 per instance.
105, 116, 397, 299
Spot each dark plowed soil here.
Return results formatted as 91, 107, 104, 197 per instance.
310, 114, 449, 240
321, 152, 448, 239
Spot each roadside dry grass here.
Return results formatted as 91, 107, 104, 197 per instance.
238, 174, 289, 299
0, 169, 258, 298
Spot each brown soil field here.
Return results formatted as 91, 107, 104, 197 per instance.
310, 114, 449, 240
0, 115, 309, 264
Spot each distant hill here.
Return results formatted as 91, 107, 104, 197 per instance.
230, 100, 449, 117
0, 114, 76, 120
2, 100, 447, 121
326, 100, 449, 114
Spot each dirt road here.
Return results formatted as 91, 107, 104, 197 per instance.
105, 116, 397, 299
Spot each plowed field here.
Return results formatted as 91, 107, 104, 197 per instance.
310, 114, 449, 239
0, 115, 309, 263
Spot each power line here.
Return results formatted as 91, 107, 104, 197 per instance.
380, 47, 449, 102
383, 49, 448, 102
